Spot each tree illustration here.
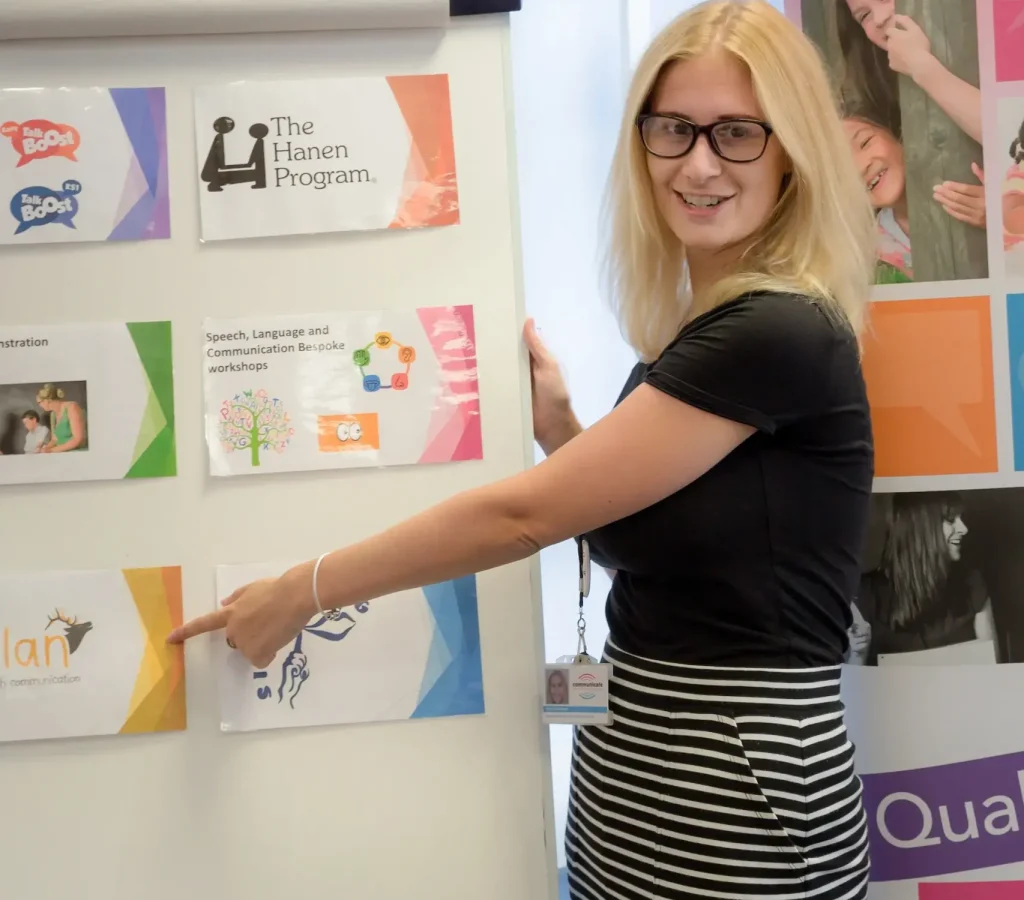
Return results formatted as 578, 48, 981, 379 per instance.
218, 389, 294, 467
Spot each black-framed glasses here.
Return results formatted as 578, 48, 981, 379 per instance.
636, 114, 773, 163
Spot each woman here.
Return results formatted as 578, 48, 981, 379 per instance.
856, 492, 996, 664
837, 0, 983, 144
843, 113, 986, 282
170, 1, 877, 896
36, 384, 87, 453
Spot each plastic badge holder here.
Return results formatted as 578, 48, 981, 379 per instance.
541, 539, 612, 725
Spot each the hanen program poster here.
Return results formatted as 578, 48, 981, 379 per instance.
192, 74, 459, 241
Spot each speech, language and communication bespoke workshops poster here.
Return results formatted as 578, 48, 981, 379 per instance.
202, 305, 480, 476
192, 74, 459, 241
0, 86, 170, 245
215, 561, 484, 733
0, 320, 176, 485
782, 1, 1024, 896
0, 566, 186, 744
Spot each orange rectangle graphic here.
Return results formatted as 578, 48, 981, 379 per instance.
317, 413, 380, 452
861, 296, 997, 477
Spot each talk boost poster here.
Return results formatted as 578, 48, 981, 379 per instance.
192, 74, 459, 241
0, 86, 170, 244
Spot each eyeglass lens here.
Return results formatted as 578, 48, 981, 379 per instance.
641, 116, 769, 162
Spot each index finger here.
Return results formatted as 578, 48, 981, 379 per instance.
166, 608, 229, 644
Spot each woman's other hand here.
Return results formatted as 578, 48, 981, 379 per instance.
885, 14, 934, 82
524, 318, 582, 455
934, 163, 986, 228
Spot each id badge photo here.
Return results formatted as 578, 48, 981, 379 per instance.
541, 538, 612, 726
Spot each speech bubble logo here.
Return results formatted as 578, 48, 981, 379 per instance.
10, 182, 82, 235
1, 119, 81, 166
865, 304, 987, 457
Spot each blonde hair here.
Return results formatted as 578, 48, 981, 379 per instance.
603, 0, 877, 362
36, 384, 65, 402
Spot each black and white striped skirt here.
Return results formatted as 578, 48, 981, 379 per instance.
566, 640, 870, 899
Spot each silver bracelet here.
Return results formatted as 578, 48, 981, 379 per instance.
312, 551, 329, 615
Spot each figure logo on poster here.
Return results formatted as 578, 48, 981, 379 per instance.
200, 116, 269, 192
218, 388, 294, 468
10, 180, 81, 235
1, 119, 81, 167
200, 113, 373, 194
252, 603, 370, 708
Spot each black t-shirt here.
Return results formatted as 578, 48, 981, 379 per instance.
582, 291, 874, 668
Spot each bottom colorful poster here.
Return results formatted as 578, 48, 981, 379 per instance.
215, 562, 485, 733
0, 566, 186, 743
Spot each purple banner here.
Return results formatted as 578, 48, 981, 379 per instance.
863, 751, 1024, 882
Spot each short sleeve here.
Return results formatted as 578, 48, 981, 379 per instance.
644, 292, 845, 433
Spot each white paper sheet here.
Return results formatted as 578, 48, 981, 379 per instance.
0, 0, 448, 41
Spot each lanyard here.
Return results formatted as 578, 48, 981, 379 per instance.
577, 537, 591, 659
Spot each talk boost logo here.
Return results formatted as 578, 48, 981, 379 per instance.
1, 609, 93, 683
3, 118, 84, 237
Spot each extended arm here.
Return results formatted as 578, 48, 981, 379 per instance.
912, 55, 983, 144
169, 384, 752, 661
313, 384, 750, 610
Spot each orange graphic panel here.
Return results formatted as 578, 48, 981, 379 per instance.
317, 413, 380, 453
385, 74, 459, 229
862, 296, 997, 477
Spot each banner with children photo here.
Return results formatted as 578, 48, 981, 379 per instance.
785, 0, 987, 285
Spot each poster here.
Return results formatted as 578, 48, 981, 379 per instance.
192, 74, 459, 241
781, 1, 1024, 896
202, 305, 481, 476
786, 0, 987, 285
0, 566, 186, 744
0, 86, 169, 245
215, 561, 484, 733
0, 320, 176, 485
1001, 98, 1024, 279
844, 487, 1024, 668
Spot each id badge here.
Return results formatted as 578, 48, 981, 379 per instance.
542, 658, 612, 725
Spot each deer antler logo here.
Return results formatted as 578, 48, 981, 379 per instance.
45, 609, 93, 655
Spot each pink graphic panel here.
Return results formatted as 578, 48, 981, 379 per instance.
416, 305, 482, 464
919, 882, 1024, 899
994, 1, 1024, 83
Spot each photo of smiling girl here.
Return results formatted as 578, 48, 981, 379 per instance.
790, 0, 988, 283
843, 112, 987, 283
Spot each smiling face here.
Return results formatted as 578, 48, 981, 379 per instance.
548, 671, 568, 704
644, 50, 789, 263
942, 514, 968, 562
844, 0, 895, 49
843, 118, 905, 210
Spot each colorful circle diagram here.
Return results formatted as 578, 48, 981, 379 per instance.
352, 332, 416, 392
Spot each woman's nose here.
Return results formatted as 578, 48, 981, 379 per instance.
681, 135, 723, 181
